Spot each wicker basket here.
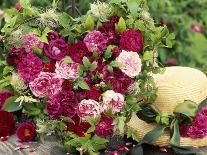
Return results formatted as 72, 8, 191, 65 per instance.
127, 66, 207, 147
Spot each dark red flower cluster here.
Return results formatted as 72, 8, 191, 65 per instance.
120, 29, 143, 53
43, 61, 56, 72
99, 16, 120, 45
68, 41, 89, 63
16, 123, 36, 142
46, 91, 78, 119
94, 115, 113, 138
76, 79, 101, 101
0, 110, 15, 137
67, 115, 91, 137
103, 67, 133, 94
6, 48, 27, 66
0, 90, 13, 108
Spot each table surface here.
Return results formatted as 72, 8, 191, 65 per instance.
1, 136, 207, 155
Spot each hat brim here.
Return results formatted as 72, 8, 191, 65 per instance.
127, 113, 207, 147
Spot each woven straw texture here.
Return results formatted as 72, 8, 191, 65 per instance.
128, 66, 207, 147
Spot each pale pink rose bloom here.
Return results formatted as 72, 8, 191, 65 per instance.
78, 99, 101, 119
29, 72, 63, 98
102, 90, 125, 114
116, 50, 142, 78
55, 59, 79, 80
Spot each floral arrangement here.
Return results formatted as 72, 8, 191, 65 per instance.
0, 0, 173, 154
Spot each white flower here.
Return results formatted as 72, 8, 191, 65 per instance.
11, 72, 27, 92
90, 1, 112, 21
102, 90, 125, 114
116, 50, 142, 78
55, 60, 79, 80
78, 99, 101, 119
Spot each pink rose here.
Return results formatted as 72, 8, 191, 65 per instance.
29, 72, 63, 98
55, 60, 79, 80
116, 50, 142, 78
83, 30, 107, 52
102, 90, 125, 114
78, 99, 101, 119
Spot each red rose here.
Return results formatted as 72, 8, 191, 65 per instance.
67, 115, 91, 137
120, 29, 143, 53
0, 90, 13, 108
0, 110, 15, 137
47, 32, 61, 41
43, 61, 56, 72
103, 66, 133, 94
95, 115, 113, 138
46, 91, 78, 119
44, 38, 69, 60
6, 48, 27, 66
16, 123, 37, 142
68, 41, 89, 63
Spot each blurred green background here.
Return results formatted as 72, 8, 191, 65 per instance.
0, 0, 207, 72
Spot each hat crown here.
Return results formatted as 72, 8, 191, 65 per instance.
153, 66, 207, 114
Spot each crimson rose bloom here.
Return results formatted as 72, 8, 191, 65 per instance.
46, 91, 78, 119
44, 38, 69, 60
17, 53, 43, 82
68, 41, 89, 63
67, 115, 91, 137
16, 123, 36, 142
95, 115, 114, 138
76, 78, 101, 101
6, 48, 27, 66
43, 61, 56, 72
47, 32, 61, 41
103, 66, 133, 94
0, 90, 13, 108
120, 29, 143, 53
0, 110, 15, 137
98, 16, 119, 45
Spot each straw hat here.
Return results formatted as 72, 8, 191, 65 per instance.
127, 66, 207, 147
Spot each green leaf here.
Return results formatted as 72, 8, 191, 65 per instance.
127, 0, 140, 17
62, 56, 74, 64
104, 45, 115, 59
38, 27, 52, 43
127, 128, 140, 142
116, 17, 126, 33
166, 38, 173, 48
117, 116, 126, 134
58, 12, 72, 28
84, 16, 94, 30
3, 66, 13, 75
170, 119, 180, 146
78, 65, 84, 76
77, 79, 90, 90
110, 60, 123, 68
143, 51, 154, 61
89, 62, 97, 72
86, 116, 98, 126
174, 100, 198, 118
168, 33, 176, 39
83, 56, 91, 68
2, 96, 22, 112
142, 125, 167, 143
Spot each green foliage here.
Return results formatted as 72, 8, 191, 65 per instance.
2, 96, 22, 112
148, 0, 207, 71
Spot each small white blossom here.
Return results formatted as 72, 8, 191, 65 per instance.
90, 1, 112, 21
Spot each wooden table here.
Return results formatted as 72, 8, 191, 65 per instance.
1, 136, 207, 155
